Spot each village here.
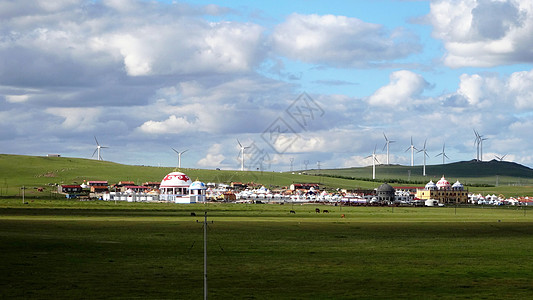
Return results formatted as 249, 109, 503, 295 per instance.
58, 171, 533, 207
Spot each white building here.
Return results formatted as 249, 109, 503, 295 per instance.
159, 171, 194, 203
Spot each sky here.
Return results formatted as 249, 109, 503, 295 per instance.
2, 0, 533, 172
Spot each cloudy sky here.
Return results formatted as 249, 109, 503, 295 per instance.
2, 0, 533, 171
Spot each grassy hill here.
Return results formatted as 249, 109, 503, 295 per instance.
0, 154, 379, 197
2, 154, 533, 198
305, 159, 533, 186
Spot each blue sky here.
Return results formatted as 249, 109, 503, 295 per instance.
1, 0, 533, 172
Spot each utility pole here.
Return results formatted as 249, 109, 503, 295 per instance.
204, 211, 208, 300
289, 158, 294, 172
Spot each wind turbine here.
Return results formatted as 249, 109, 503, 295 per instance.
435, 142, 449, 165
383, 132, 395, 165
365, 145, 380, 179
479, 136, 488, 162
237, 139, 250, 171
405, 136, 418, 167
495, 154, 507, 161
172, 148, 188, 168
92, 136, 108, 161
417, 139, 429, 176
473, 129, 480, 161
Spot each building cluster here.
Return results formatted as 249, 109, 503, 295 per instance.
58, 172, 532, 206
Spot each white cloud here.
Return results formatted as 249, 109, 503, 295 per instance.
45, 107, 102, 131
5, 95, 29, 103
429, 0, 533, 67
507, 69, 533, 109
197, 143, 226, 168
137, 115, 196, 135
367, 70, 429, 108
272, 13, 419, 67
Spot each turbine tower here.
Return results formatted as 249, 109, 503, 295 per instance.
473, 129, 480, 161
417, 139, 429, 176
237, 139, 250, 171
92, 136, 108, 161
435, 142, 449, 165
172, 148, 188, 168
365, 145, 380, 179
405, 136, 418, 167
479, 136, 488, 162
383, 132, 395, 165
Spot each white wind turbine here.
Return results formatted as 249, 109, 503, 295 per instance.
417, 139, 429, 176
172, 148, 188, 168
405, 136, 418, 167
365, 145, 380, 180
92, 136, 108, 161
494, 154, 507, 161
435, 142, 449, 165
383, 132, 395, 165
237, 139, 250, 171
473, 129, 481, 161
479, 135, 488, 162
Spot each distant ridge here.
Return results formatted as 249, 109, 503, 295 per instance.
306, 159, 533, 184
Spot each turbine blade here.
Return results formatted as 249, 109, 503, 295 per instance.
182, 149, 189, 154
92, 149, 98, 157
237, 139, 242, 148
94, 136, 100, 146
172, 147, 179, 154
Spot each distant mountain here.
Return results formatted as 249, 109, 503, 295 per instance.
305, 159, 533, 185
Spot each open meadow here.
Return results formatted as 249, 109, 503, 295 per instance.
1, 200, 533, 299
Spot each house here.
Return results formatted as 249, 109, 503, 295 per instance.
58, 185, 82, 194
143, 182, 161, 189
87, 181, 109, 193
122, 185, 150, 193
290, 183, 320, 191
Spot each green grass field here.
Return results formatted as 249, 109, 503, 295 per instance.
1, 200, 533, 299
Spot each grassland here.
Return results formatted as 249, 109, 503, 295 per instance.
1, 200, 533, 299
2, 154, 533, 198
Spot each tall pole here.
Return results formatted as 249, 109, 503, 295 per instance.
22, 185, 24, 204
204, 211, 207, 300
290, 158, 294, 172
372, 158, 376, 179
423, 153, 426, 176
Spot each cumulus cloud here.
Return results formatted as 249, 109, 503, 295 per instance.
45, 107, 102, 131
429, 0, 533, 67
367, 70, 429, 108
197, 143, 226, 168
272, 13, 420, 67
137, 115, 196, 135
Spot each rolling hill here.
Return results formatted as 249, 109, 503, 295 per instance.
304, 159, 533, 186
1, 154, 533, 198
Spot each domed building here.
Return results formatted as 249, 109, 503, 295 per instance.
189, 180, 207, 203
416, 175, 468, 204
436, 176, 451, 190
159, 171, 193, 203
425, 180, 437, 190
376, 183, 395, 204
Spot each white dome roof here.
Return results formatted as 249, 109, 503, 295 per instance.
160, 172, 192, 188
436, 176, 451, 190
452, 180, 464, 189
189, 181, 207, 190
425, 180, 437, 190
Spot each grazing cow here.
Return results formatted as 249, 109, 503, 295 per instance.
341, 214, 345, 218
290, 210, 296, 214
315, 208, 320, 213
190, 212, 196, 216
323, 210, 329, 213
